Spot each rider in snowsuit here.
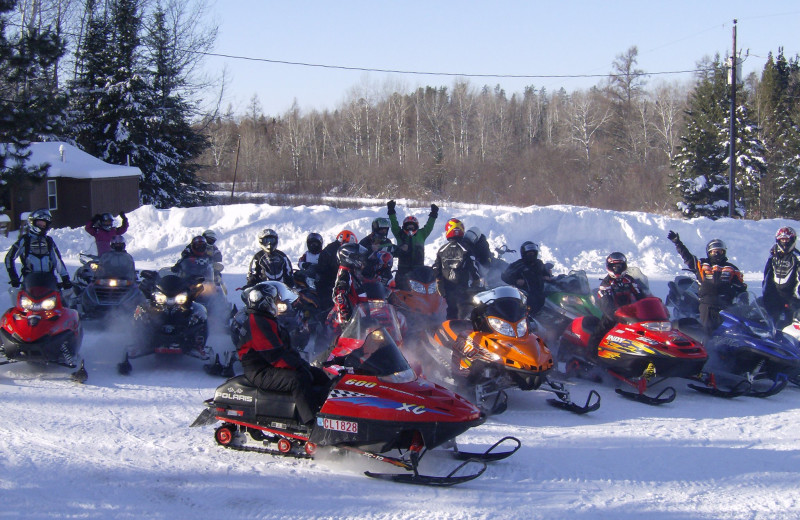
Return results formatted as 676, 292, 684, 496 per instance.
762, 226, 800, 326
247, 228, 294, 288
432, 219, 484, 319
387, 200, 437, 288
5, 209, 71, 290
501, 241, 549, 317
85, 212, 128, 255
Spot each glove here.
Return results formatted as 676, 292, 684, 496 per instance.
60, 277, 72, 290
120, 212, 128, 224
430, 203, 439, 218
9, 276, 20, 288
667, 230, 679, 244
387, 200, 396, 215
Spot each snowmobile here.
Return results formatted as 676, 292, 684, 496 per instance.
533, 269, 602, 345
191, 307, 520, 486
388, 265, 446, 334
72, 252, 100, 296
172, 256, 233, 325
75, 255, 145, 321
423, 285, 600, 415
0, 272, 87, 382
117, 268, 210, 375
557, 294, 712, 405
671, 289, 800, 397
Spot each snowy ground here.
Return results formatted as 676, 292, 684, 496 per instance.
2, 202, 800, 520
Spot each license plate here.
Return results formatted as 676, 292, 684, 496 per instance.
322, 418, 358, 433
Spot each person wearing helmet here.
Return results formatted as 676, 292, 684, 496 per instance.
463, 227, 493, 269
85, 211, 129, 255
235, 282, 329, 427
316, 229, 358, 311
246, 228, 294, 287
360, 217, 394, 254
5, 209, 71, 290
180, 230, 223, 281
298, 232, 324, 270
501, 241, 549, 317
667, 230, 746, 333
432, 218, 484, 319
387, 200, 438, 288
328, 243, 369, 330
362, 250, 394, 286
762, 227, 800, 326
585, 252, 649, 356
97, 235, 136, 280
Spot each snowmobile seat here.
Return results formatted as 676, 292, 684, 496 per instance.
215, 375, 298, 420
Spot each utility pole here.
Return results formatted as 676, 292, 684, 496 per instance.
728, 19, 737, 218
229, 135, 241, 204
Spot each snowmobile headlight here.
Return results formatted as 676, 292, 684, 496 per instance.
428, 281, 438, 295
90, 262, 99, 271
408, 279, 426, 293
276, 301, 289, 313
154, 291, 167, 305
487, 316, 515, 337
516, 319, 528, 337
20, 296, 33, 310
561, 294, 583, 306
174, 293, 189, 305
40, 296, 57, 311
641, 321, 672, 332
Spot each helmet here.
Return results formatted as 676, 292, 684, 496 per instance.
371, 217, 390, 236
258, 228, 278, 252
242, 282, 278, 316
371, 250, 394, 271
100, 213, 114, 231
464, 227, 481, 245
445, 218, 464, 240
605, 252, 628, 278
202, 230, 217, 245
776, 227, 797, 254
306, 232, 323, 254
402, 216, 419, 236
337, 243, 367, 269
28, 209, 52, 236
110, 235, 126, 252
520, 241, 539, 259
705, 239, 727, 263
336, 230, 358, 244
190, 235, 207, 254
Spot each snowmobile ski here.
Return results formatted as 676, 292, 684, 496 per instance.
364, 458, 487, 487
687, 372, 752, 398
615, 385, 677, 405
544, 379, 601, 414
452, 435, 521, 462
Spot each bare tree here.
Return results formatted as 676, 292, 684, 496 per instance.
564, 89, 612, 162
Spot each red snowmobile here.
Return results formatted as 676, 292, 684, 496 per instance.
0, 272, 86, 382
191, 303, 519, 486
557, 296, 709, 404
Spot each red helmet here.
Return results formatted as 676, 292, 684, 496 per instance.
402, 216, 419, 236
605, 252, 627, 278
776, 227, 797, 254
336, 230, 358, 244
445, 218, 465, 239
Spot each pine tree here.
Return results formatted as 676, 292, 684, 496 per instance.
0, 0, 67, 214
718, 103, 767, 217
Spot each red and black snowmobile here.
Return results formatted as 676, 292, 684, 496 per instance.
557, 296, 709, 404
0, 272, 86, 382
191, 305, 519, 486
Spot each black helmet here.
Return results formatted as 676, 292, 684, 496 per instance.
605, 252, 627, 278
258, 228, 278, 252
371, 217, 390, 236
202, 229, 217, 245
28, 208, 52, 236
337, 243, 367, 269
306, 232, 323, 255
110, 235, 126, 252
706, 239, 727, 263
242, 282, 278, 315
776, 227, 797, 254
190, 235, 207, 254
520, 241, 539, 259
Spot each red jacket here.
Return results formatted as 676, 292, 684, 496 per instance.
237, 312, 303, 372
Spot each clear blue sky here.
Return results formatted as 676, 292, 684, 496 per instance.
201, 1, 800, 116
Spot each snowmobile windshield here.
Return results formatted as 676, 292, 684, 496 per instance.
22, 272, 59, 300
723, 292, 775, 337
358, 281, 389, 300
175, 257, 214, 281
485, 297, 527, 323
348, 329, 415, 383
341, 301, 403, 345
615, 297, 670, 322
547, 270, 591, 295
406, 265, 436, 285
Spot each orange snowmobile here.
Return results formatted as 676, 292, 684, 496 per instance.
424, 286, 600, 414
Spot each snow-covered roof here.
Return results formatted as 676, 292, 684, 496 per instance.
8, 142, 141, 179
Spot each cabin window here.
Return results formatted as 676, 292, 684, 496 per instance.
47, 180, 57, 210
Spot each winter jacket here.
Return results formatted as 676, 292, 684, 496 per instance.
672, 238, 746, 309
596, 273, 648, 321
5, 232, 69, 284
298, 251, 321, 270
432, 238, 483, 296
388, 211, 436, 273
237, 311, 304, 374
501, 258, 548, 315
315, 241, 342, 308
359, 233, 394, 254
85, 216, 128, 256
763, 246, 800, 303
181, 243, 222, 264
247, 249, 294, 287
330, 265, 362, 325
